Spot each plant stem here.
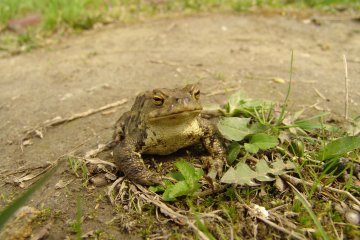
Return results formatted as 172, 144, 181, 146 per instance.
277, 50, 294, 125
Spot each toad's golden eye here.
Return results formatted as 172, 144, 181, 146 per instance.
193, 89, 200, 100
153, 96, 164, 106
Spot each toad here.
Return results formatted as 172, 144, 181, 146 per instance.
113, 84, 226, 185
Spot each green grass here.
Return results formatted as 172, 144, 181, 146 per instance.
0, 0, 359, 52
1, 0, 359, 31
0, 166, 58, 231
70, 194, 82, 240
0, 0, 105, 30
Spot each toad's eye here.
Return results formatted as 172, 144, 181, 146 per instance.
153, 96, 164, 106
193, 89, 200, 100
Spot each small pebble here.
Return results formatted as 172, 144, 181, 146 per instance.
345, 210, 360, 225
90, 175, 107, 187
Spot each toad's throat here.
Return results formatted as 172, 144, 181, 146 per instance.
148, 109, 201, 121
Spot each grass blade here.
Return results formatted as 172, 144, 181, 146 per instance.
288, 182, 330, 240
276, 50, 294, 125
75, 194, 82, 240
0, 165, 58, 231
319, 135, 360, 160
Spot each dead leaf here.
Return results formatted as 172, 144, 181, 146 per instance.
275, 176, 286, 192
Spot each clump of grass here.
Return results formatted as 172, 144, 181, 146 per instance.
68, 157, 89, 187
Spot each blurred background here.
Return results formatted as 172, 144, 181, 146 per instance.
1, 0, 359, 53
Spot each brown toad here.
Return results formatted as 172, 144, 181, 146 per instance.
113, 84, 226, 185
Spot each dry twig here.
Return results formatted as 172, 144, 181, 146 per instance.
23, 98, 127, 141
314, 88, 327, 101
134, 184, 211, 240
84, 141, 115, 158
240, 203, 306, 240
108, 177, 125, 206
108, 179, 212, 240
282, 174, 360, 206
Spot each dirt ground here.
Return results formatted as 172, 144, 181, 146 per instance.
0, 12, 360, 239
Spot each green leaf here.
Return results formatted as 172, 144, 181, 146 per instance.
226, 92, 246, 115
294, 120, 323, 130
269, 159, 295, 175
162, 181, 190, 201
319, 135, 360, 161
254, 160, 276, 182
0, 166, 58, 231
249, 133, 278, 150
161, 161, 203, 201
249, 122, 268, 133
149, 185, 165, 193
217, 117, 253, 141
244, 143, 259, 154
167, 171, 185, 181
295, 120, 337, 132
225, 92, 272, 116
227, 142, 241, 163
175, 160, 203, 188
220, 164, 259, 186
220, 159, 295, 186
293, 112, 339, 132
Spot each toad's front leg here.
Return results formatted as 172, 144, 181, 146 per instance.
199, 119, 227, 179
202, 135, 227, 179
113, 139, 162, 186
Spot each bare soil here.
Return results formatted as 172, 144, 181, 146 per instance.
0, 12, 359, 239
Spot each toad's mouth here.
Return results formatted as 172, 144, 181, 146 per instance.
148, 109, 202, 121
